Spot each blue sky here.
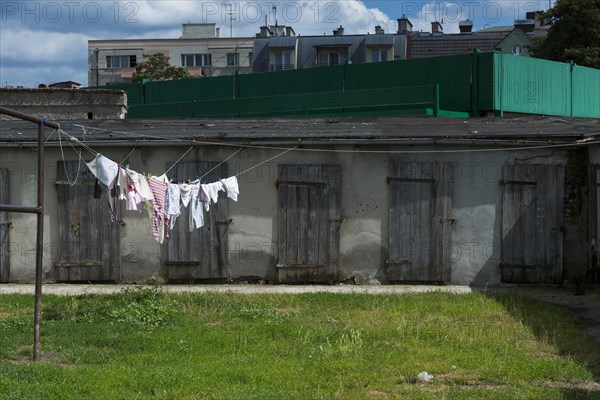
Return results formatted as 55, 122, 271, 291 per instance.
0, 1, 554, 87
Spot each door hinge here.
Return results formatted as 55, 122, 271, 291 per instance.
440, 218, 457, 225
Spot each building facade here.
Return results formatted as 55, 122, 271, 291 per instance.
0, 117, 596, 286
88, 23, 254, 86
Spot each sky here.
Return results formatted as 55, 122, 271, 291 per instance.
0, 0, 555, 88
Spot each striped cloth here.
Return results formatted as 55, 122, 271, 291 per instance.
148, 176, 169, 243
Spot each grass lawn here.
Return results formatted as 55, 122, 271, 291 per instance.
0, 287, 599, 399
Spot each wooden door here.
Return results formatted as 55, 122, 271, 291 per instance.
56, 161, 119, 282
0, 169, 9, 283
277, 164, 341, 283
166, 162, 229, 282
387, 161, 453, 283
501, 164, 565, 283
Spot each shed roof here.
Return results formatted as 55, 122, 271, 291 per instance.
409, 32, 510, 58
1, 116, 599, 145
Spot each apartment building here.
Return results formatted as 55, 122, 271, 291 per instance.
88, 23, 253, 86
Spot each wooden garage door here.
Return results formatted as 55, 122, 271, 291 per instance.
277, 164, 341, 283
56, 161, 119, 282
0, 169, 9, 283
166, 161, 229, 282
388, 161, 453, 283
501, 164, 565, 283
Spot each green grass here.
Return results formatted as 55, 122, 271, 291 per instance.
0, 287, 599, 399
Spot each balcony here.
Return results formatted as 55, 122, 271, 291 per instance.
271, 64, 295, 71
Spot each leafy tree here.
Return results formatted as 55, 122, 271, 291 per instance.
529, 0, 600, 68
131, 53, 191, 83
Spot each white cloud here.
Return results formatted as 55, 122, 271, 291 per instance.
0, 28, 89, 63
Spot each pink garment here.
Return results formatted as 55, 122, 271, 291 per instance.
148, 176, 169, 243
126, 184, 143, 212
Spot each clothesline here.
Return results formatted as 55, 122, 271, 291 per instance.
70, 122, 600, 154
56, 128, 297, 244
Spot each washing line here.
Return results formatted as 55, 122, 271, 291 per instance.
68, 123, 600, 155
57, 129, 296, 181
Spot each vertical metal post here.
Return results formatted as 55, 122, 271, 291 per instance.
33, 121, 45, 361
0, 106, 59, 362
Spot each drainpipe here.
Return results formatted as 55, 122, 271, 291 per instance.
0, 106, 60, 362
471, 49, 480, 117
570, 60, 574, 117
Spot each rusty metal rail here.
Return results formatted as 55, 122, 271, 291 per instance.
0, 106, 60, 361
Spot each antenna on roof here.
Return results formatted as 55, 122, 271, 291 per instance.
226, 4, 235, 38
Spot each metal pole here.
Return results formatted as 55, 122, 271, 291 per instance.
33, 121, 44, 361
0, 106, 59, 362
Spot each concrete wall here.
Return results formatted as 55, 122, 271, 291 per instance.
0, 89, 127, 120
0, 143, 576, 285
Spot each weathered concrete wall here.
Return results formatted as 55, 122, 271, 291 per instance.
0, 88, 127, 120
0, 143, 574, 285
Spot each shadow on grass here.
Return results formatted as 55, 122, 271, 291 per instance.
483, 289, 600, 399
560, 388, 600, 400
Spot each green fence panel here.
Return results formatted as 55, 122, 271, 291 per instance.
128, 102, 194, 119
192, 94, 305, 118
303, 86, 434, 112
344, 55, 473, 112
237, 66, 344, 98
477, 52, 499, 111
144, 76, 235, 105
497, 54, 571, 116
572, 65, 600, 118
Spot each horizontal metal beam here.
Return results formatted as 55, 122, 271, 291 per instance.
275, 179, 326, 188
0, 106, 60, 129
387, 177, 435, 184
0, 204, 42, 214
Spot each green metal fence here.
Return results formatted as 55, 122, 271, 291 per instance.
573, 65, 600, 118
87, 52, 600, 119
128, 85, 444, 119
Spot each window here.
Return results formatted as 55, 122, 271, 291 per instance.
317, 51, 347, 66
276, 51, 291, 65
181, 53, 212, 67
272, 51, 293, 71
227, 52, 239, 67
371, 49, 388, 62
248, 52, 253, 67
106, 55, 136, 68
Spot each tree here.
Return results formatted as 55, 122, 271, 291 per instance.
529, 0, 600, 68
131, 53, 191, 83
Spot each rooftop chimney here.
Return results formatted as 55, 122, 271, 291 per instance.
514, 19, 535, 33
397, 15, 413, 34
333, 25, 344, 36
374, 25, 384, 35
259, 26, 271, 38
431, 21, 443, 35
525, 11, 547, 28
181, 23, 218, 39
459, 19, 473, 33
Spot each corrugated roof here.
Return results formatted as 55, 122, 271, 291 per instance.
410, 33, 509, 58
